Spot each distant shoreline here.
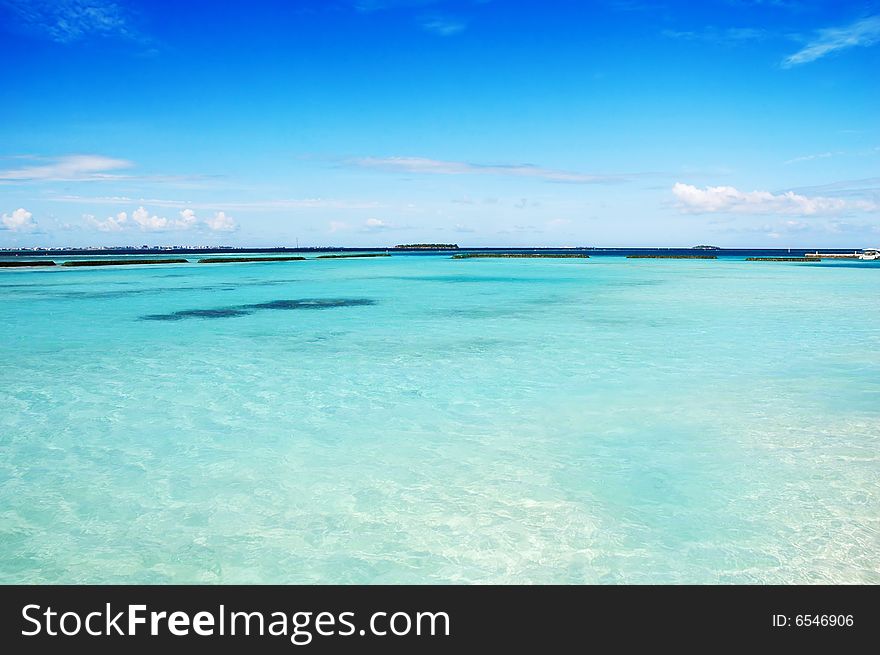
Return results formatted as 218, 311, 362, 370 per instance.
0, 246, 872, 257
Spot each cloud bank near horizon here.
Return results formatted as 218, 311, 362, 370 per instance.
672, 182, 877, 217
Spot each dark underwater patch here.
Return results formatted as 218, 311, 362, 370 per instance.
246, 298, 376, 310
238, 278, 301, 286
441, 307, 526, 319
369, 274, 569, 284
76, 288, 157, 299
0, 281, 71, 289
139, 298, 376, 321
604, 280, 665, 287
55, 283, 236, 299
141, 308, 253, 321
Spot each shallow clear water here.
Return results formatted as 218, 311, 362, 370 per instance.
1, 255, 878, 583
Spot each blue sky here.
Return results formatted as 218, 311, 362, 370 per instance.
1, 0, 878, 248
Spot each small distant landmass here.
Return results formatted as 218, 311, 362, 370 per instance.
393, 243, 460, 250
691, 245, 721, 250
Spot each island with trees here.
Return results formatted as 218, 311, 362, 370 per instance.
393, 244, 460, 250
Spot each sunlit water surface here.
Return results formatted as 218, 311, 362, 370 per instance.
1, 255, 878, 583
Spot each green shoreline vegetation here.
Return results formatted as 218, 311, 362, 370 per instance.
452, 253, 590, 259
61, 259, 189, 267
394, 244, 459, 250
198, 256, 306, 264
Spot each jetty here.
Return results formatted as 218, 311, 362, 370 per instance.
0, 260, 57, 267
61, 259, 188, 267
317, 253, 390, 259
626, 255, 716, 259
746, 257, 816, 262
452, 253, 589, 259
805, 252, 858, 259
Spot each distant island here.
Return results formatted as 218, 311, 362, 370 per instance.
393, 244, 460, 250
692, 245, 721, 250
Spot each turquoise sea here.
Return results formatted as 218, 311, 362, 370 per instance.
1, 254, 878, 583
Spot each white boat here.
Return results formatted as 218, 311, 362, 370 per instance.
860, 248, 879, 260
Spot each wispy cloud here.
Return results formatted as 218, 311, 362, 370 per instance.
662, 26, 769, 43
783, 151, 835, 165
782, 15, 880, 67
350, 156, 627, 184
419, 15, 467, 36
53, 195, 382, 212
361, 218, 396, 231
715, 217, 880, 240
672, 182, 877, 216
0, 0, 136, 43
497, 224, 543, 235
786, 177, 880, 198
353, 0, 440, 13
605, 0, 660, 12
353, 1, 469, 37
0, 155, 214, 187
0, 155, 133, 181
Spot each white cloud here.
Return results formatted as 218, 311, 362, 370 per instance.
1, 207, 37, 231
328, 220, 350, 233
83, 206, 236, 232
0, 154, 133, 182
204, 211, 237, 232
86, 210, 128, 232
672, 182, 877, 216
782, 16, 880, 67
131, 206, 170, 231
363, 218, 393, 231
177, 208, 198, 228
351, 156, 624, 183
